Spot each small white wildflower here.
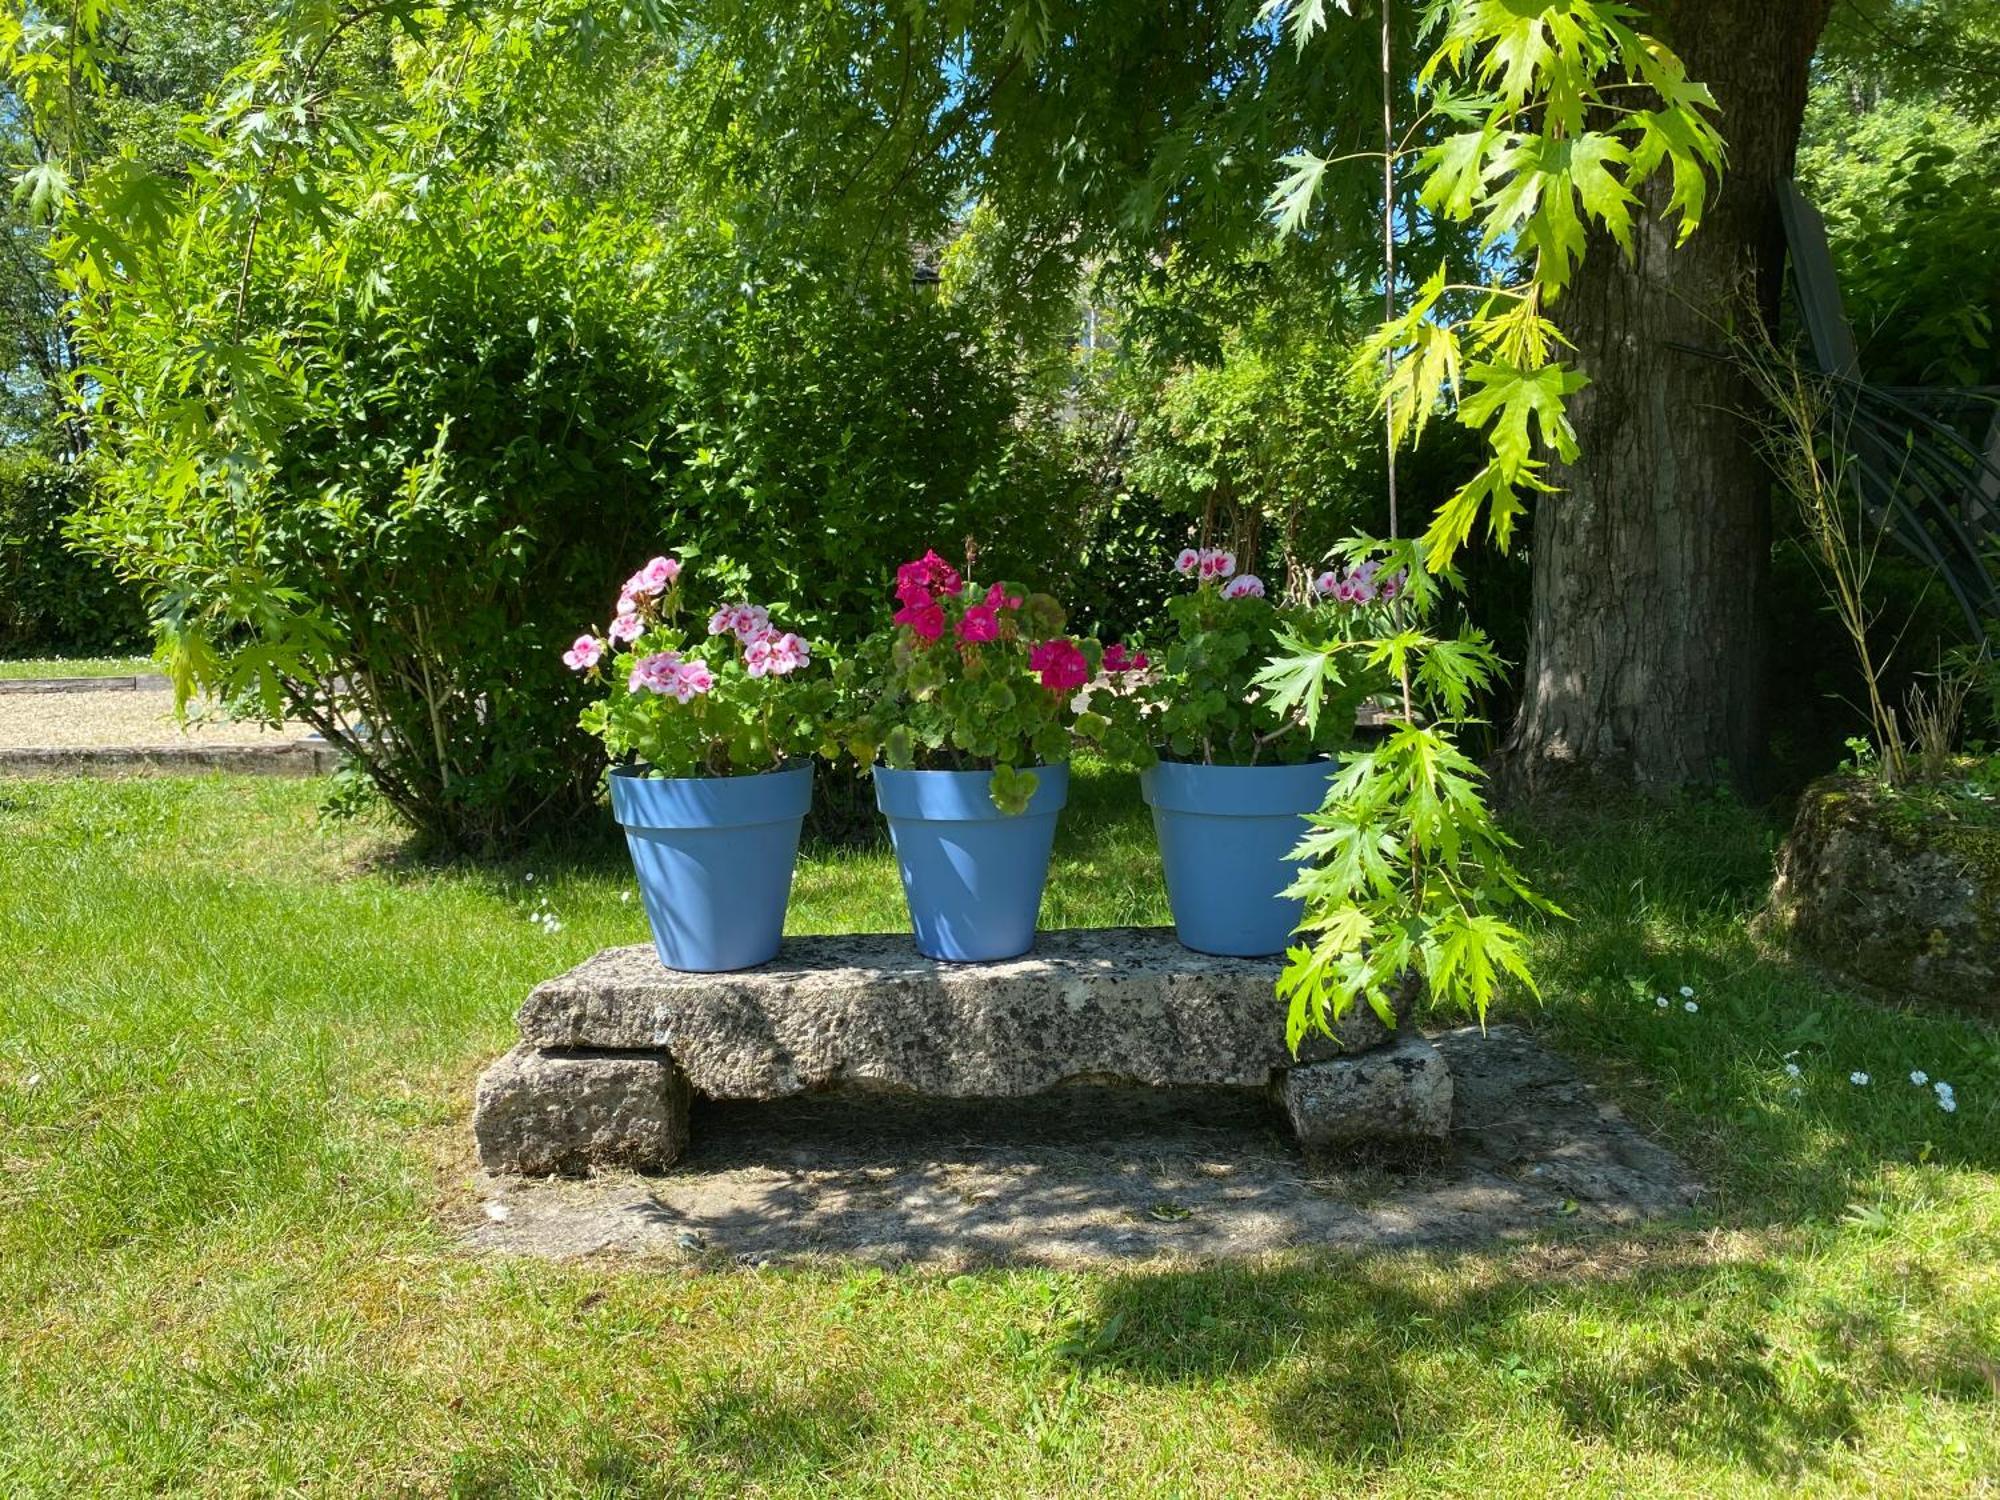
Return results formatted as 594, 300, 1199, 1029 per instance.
1784, 1049, 1800, 1061
546, 921, 563, 934
1785, 1062, 1802, 1078
1910, 1070, 1929, 1087
22, 1072, 41, 1089
620, 891, 633, 903
1934, 1080, 1955, 1102
1937, 1093, 1958, 1114
1684, 1001, 1699, 1013
524, 872, 535, 883
1655, 996, 1669, 1009
1679, 985, 1695, 998
1851, 1071, 1871, 1087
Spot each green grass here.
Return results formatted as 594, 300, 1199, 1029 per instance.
1, 768, 1996, 1496
0, 653, 157, 680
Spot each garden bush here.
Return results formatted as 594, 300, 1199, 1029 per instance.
69, 161, 1076, 848
0, 451, 147, 656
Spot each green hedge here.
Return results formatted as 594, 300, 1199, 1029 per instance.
0, 452, 149, 657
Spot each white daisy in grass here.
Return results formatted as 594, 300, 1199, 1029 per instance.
1851, 1071, 1871, 1087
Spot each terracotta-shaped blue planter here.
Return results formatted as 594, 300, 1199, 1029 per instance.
874, 764, 1069, 962
1140, 758, 1337, 958
610, 762, 812, 972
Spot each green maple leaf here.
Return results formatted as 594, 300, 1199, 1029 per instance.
1458, 360, 1586, 475
1266, 150, 1326, 238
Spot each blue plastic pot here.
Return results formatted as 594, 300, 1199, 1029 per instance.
874, 764, 1069, 962
1140, 758, 1338, 958
610, 762, 813, 972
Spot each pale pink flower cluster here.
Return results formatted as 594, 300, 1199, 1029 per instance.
1220, 574, 1265, 600
624, 556, 680, 600
708, 602, 771, 642
1174, 547, 1238, 581
629, 650, 715, 703
1313, 558, 1406, 606
744, 630, 811, 679
562, 554, 810, 698
710, 601, 809, 678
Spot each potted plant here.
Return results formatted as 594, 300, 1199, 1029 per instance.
1135, 545, 1392, 957
840, 549, 1147, 961
567, 554, 834, 972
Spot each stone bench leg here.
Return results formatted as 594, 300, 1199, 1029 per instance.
1275, 1031, 1453, 1152
473, 1045, 691, 1176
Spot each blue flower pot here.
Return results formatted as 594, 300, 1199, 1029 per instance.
874, 764, 1069, 962
1140, 758, 1337, 958
610, 762, 813, 972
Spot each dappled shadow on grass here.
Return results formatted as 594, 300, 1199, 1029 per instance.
1063, 1241, 1985, 1481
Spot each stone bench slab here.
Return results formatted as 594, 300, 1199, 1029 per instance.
514, 927, 1397, 1100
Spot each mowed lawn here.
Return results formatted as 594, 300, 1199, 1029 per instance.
2, 766, 1997, 1496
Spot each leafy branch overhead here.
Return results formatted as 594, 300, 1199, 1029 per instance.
1256, 2, 1718, 1045
1269, 0, 1724, 572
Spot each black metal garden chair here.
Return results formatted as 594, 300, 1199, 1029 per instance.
1779, 177, 2000, 636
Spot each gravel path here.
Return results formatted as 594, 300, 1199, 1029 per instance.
0, 690, 312, 750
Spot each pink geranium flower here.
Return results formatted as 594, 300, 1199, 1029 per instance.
743, 629, 807, 678
1174, 547, 1201, 575
608, 612, 643, 645
983, 581, 1022, 610
1220, 574, 1265, 599
1313, 571, 1340, 598
561, 635, 602, 671
1101, 642, 1148, 673
671, 660, 714, 702
628, 651, 684, 694
616, 594, 638, 617
1028, 638, 1089, 693
1198, 549, 1237, 582
625, 556, 681, 599
770, 632, 810, 674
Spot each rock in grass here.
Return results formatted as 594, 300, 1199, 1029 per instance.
1275, 1031, 1453, 1151
473, 1045, 690, 1176
1769, 774, 2000, 1009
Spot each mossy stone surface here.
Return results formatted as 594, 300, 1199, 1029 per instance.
1770, 774, 2000, 1008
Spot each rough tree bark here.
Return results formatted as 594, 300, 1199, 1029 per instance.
1498, 0, 1832, 796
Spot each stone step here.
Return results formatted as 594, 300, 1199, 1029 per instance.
475, 931, 1449, 1177
514, 928, 1399, 1098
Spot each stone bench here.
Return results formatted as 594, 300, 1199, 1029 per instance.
472, 928, 1451, 1176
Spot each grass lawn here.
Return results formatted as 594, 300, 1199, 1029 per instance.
2, 766, 1996, 1496
0, 653, 157, 680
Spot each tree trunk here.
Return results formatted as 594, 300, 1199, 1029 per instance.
1498, 0, 1831, 796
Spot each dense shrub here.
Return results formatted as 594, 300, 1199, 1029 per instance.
0, 452, 147, 656
71, 164, 1072, 848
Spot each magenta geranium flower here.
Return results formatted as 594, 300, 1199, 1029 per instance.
957, 604, 1001, 643
893, 594, 946, 641
1101, 642, 1148, 673
896, 550, 963, 603
1029, 639, 1089, 693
